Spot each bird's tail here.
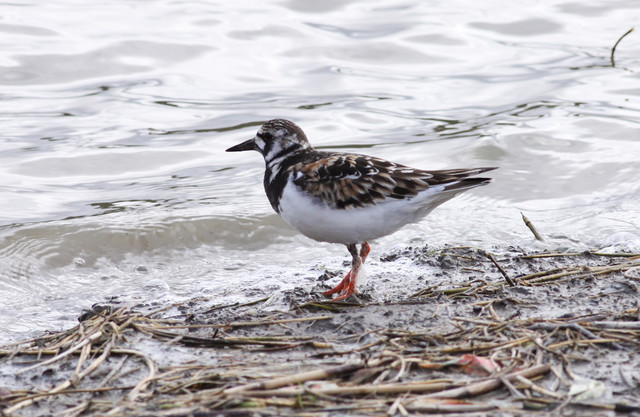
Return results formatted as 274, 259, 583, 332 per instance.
433, 167, 497, 193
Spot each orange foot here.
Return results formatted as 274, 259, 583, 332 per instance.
323, 270, 352, 297
323, 242, 370, 301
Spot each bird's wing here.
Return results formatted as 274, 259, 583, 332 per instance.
290, 153, 496, 209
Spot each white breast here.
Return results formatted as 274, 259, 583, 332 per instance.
277, 178, 447, 244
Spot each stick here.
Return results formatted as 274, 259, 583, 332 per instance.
224, 363, 364, 394
4, 334, 115, 414
588, 321, 640, 329
547, 338, 621, 349
51, 335, 115, 394
514, 375, 562, 399
420, 364, 551, 399
521, 212, 544, 241
97, 354, 129, 389
499, 376, 524, 398
528, 264, 638, 285
485, 252, 515, 286
531, 322, 624, 350
611, 27, 634, 67
405, 399, 497, 413
14, 331, 103, 375
125, 350, 158, 400
247, 380, 456, 397
151, 315, 333, 330
522, 252, 639, 259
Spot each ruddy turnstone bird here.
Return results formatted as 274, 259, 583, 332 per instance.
227, 119, 496, 301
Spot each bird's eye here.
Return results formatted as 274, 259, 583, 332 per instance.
260, 132, 273, 140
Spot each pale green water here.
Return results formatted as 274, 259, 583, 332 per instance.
1, 0, 639, 342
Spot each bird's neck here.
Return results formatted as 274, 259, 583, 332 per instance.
264, 144, 309, 170
263, 147, 312, 213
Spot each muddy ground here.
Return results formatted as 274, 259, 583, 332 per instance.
1, 245, 640, 416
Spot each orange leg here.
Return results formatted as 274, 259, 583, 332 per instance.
360, 242, 371, 263
324, 242, 370, 300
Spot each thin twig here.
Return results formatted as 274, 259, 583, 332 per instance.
150, 315, 333, 330
521, 212, 544, 241
224, 362, 366, 394
420, 364, 551, 399
611, 27, 634, 67
14, 331, 103, 375
404, 398, 497, 413
587, 321, 640, 330
514, 375, 563, 399
125, 350, 158, 400
499, 376, 525, 399
485, 252, 515, 286
247, 380, 456, 397
5, 333, 115, 414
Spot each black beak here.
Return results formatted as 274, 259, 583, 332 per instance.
226, 138, 257, 152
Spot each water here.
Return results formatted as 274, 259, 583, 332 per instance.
1, 0, 639, 342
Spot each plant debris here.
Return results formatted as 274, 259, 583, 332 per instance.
2, 247, 640, 416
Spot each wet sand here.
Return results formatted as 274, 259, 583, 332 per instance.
2, 245, 640, 416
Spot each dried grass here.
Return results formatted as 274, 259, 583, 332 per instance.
2, 250, 640, 416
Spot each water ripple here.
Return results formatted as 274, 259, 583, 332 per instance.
1, 0, 640, 340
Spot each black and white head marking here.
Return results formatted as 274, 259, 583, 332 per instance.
254, 119, 311, 167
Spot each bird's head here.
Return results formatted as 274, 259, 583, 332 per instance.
226, 119, 312, 165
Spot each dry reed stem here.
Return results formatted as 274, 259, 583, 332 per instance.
244, 379, 456, 397
151, 314, 333, 330
588, 321, 640, 329
421, 364, 551, 399
14, 330, 103, 375
514, 375, 563, 399
5, 332, 115, 414
224, 362, 365, 394
405, 398, 498, 413
521, 212, 545, 241
485, 252, 515, 286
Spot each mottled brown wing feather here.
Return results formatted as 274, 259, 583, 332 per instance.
290, 153, 496, 209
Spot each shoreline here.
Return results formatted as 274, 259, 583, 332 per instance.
2, 246, 640, 416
